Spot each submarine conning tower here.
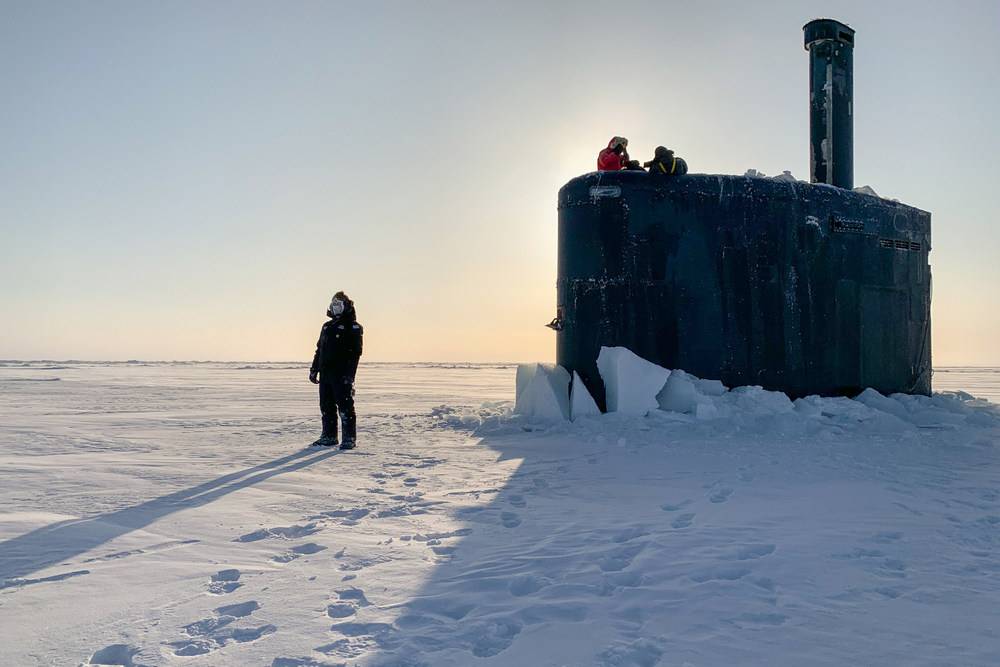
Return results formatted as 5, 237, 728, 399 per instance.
555, 21, 932, 409
804, 18, 855, 189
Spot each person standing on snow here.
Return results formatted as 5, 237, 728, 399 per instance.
597, 136, 643, 171
309, 292, 363, 449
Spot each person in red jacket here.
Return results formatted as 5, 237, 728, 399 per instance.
597, 136, 642, 171
597, 136, 628, 170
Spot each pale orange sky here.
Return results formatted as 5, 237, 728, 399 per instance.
2, 1, 998, 365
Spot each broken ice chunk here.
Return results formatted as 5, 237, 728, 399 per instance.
514, 363, 571, 420
570, 371, 601, 420
597, 347, 669, 416
657, 369, 702, 414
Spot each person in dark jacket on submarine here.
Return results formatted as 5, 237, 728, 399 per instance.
644, 145, 688, 176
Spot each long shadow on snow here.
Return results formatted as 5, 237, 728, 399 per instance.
358, 408, 1000, 666
0, 447, 339, 583
360, 429, 648, 666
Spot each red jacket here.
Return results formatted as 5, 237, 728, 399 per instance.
597, 138, 628, 170
598, 148, 623, 171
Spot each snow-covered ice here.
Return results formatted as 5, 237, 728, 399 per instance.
742, 169, 799, 182
1, 361, 1000, 666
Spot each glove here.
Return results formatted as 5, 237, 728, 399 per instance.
309, 370, 319, 384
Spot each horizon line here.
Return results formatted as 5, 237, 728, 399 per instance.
2, 360, 999, 370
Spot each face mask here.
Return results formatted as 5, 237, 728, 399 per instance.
330, 299, 345, 316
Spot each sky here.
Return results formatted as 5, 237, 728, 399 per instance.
1, 0, 998, 364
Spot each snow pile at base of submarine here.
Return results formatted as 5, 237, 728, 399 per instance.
509, 346, 999, 434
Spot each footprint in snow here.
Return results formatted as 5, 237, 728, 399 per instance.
208, 568, 242, 595
375, 503, 435, 519
508, 494, 527, 508
235, 523, 321, 543
170, 625, 276, 656
878, 558, 907, 577
169, 601, 275, 657
86, 644, 151, 667
508, 574, 550, 597
183, 601, 260, 636
458, 619, 522, 658
336, 553, 392, 572
661, 499, 692, 512
389, 454, 445, 469
597, 638, 664, 667
671, 513, 695, 529
372, 471, 407, 480
612, 527, 649, 543
314, 508, 371, 524
734, 544, 776, 560
403, 477, 420, 487
600, 543, 646, 572
326, 602, 355, 619
501, 512, 522, 528
390, 492, 424, 503
335, 587, 371, 610
709, 487, 734, 503
315, 638, 379, 660
324, 621, 395, 651
272, 543, 328, 563
870, 531, 904, 543
871, 586, 902, 599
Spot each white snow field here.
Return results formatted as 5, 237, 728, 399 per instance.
1, 362, 1000, 667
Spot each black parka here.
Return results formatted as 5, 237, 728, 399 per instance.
311, 303, 363, 378
646, 155, 688, 176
